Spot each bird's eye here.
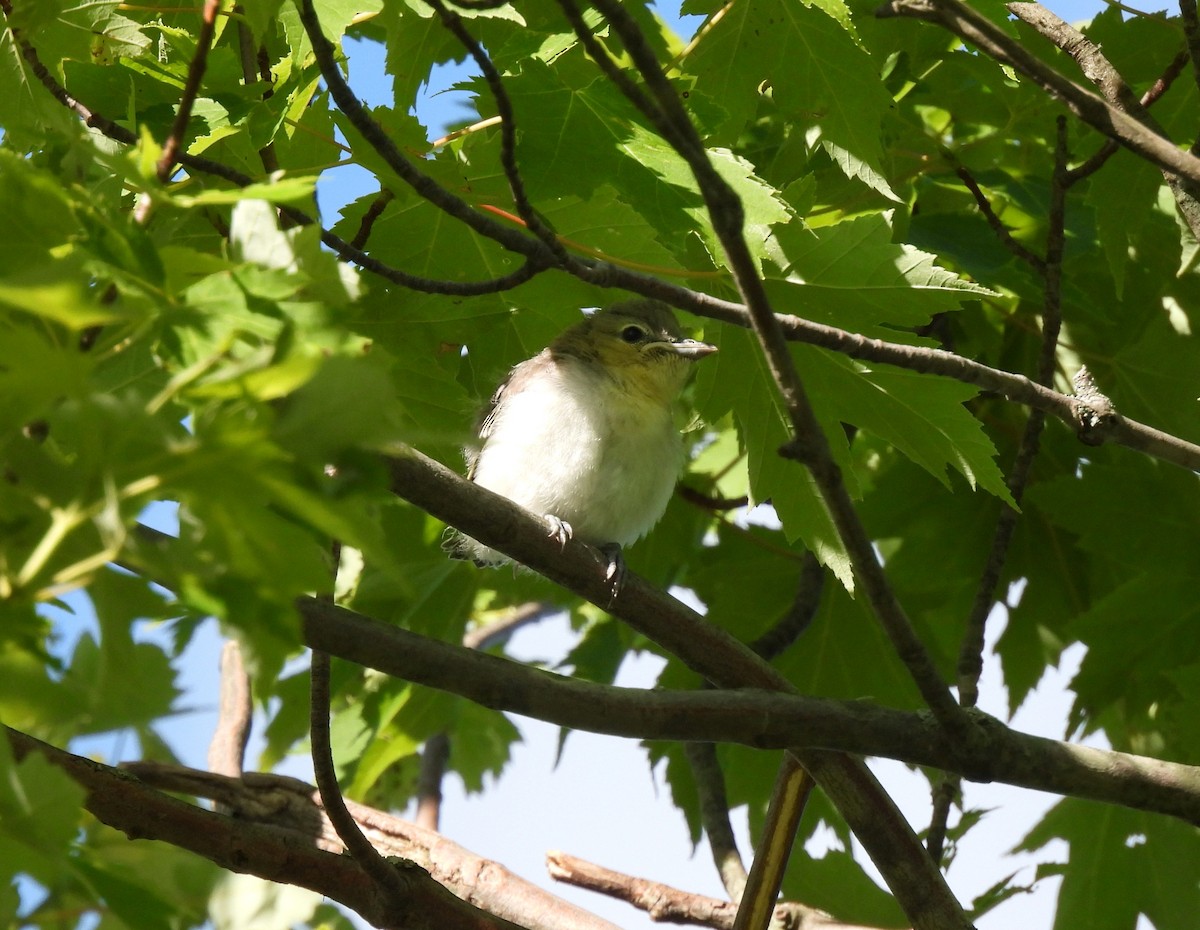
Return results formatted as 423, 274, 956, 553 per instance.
620, 325, 645, 344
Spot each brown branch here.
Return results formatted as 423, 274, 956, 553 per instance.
1006, 2, 1200, 239
295, 0, 560, 265
351, 190, 395, 250
156, 0, 221, 182
1066, 50, 1189, 184
124, 762, 621, 930
5, 727, 526, 930
414, 733, 450, 832
380, 449, 974, 930
876, 0, 1200, 185
546, 851, 893, 930
581, 0, 962, 738
931, 118, 1070, 865
297, 571, 1200, 825
684, 742, 749, 901
311, 649, 421, 910
206, 639, 251, 779
749, 552, 825, 662
425, 0, 569, 262
956, 118, 1070, 711
952, 166, 1046, 271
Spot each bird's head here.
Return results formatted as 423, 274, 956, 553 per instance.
552, 300, 718, 402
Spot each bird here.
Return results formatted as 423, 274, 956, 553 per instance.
447, 299, 717, 586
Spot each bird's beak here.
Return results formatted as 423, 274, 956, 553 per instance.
670, 338, 719, 360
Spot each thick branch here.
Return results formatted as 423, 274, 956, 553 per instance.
124, 760, 622, 930
583, 0, 961, 733
298, 595, 1200, 825
382, 448, 974, 930
5, 728, 526, 930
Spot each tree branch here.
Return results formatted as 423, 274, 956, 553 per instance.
875, 0, 1200, 186
425, 0, 569, 263
1006, 2, 1200, 240
382, 448, 975, 930
546, 851, 880, 930
295, 0, 558, 264
581, 0, 962, 735
310, 648, 421, 913
156, 0, 221, 182
956, 118, 1070, 711
207, 639, 251, 780
297, 595, 1200, 825
684, 741, 749, 901
5, 727, 526, 930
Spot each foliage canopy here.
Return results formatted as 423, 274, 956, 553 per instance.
2, 0, 1199, 928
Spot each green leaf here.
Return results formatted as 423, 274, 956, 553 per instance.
684, 1, 891, 189
0, 736, 86, 887
802, 351, 1012, 503
1018, 800, 1200, 930
693, 325, 853, 587
765, 212, 997, 332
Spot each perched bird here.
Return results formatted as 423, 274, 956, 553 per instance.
448, 299, 717, 581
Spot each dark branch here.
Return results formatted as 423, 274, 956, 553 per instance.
381, 447, 975, 930
684, 742, 748, 901
156, 0, 221, 182
426, 0, 569, 262
5, 727, 524, 930
876, 0, 1200, 185
297, 597, 1200, 825
584, 0, 963, 731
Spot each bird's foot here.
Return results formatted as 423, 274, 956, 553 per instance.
594, 542, 626, 603
544, 514, 574, 549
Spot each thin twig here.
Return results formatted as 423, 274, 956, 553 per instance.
925, 778, 960, 864
955, 122, 1069, 708
749, 552, 825, 663
931, 118, 1072, 865
1066, 50, 1189, 183
350, 190, 396, 250
953, 166, 1046, 271
295, 0, 559, 265
156, 0, 222, 183
207, 639, 252, 779
310, 650, 421, 907
414, 732, 450, 832
684, 742, 749, 902
546, 851, 878, 930
425, 0, 569, 263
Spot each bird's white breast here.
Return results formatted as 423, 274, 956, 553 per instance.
469, 355, 684, 553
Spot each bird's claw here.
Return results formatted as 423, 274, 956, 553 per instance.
595, 542, 626, 603
544, 514, 574, 549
